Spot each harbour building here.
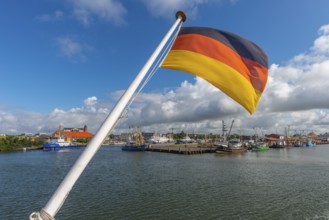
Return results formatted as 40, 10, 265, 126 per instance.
52, 125, 93, 142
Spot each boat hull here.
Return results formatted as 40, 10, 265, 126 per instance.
43, 143, 81, 151
216, 147, 246, 154
252, 146, 269, 151
251, 143, 269, 151
215, 140, 246, 154
215, 145, 246, 154
121, 144, 147, 152
294, 143, 316, 147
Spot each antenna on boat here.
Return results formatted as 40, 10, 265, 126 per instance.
30, 11, 186, 220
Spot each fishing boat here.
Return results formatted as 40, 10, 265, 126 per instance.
294, 139, 316, 147
43, 137, 81, 151
228, 139, 246, 151
251, 142, 269, 151
250, 127, 269, 151
270, 141, 292, 148
293, 139, 303, 147
269, 142, 285, 148
215, 120, 246, 154
121, 128, 147, 151
216, 139, 246, 153
305, 139, 316, 147
305, 143, 316, 147
214, 141, 228, 153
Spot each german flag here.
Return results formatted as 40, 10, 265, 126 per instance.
161, 27, 268, 114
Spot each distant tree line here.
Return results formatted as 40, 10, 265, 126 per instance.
173, 131, 240, 141
173, 131, 216, 140
0, 136, 43, 152
75, 138, 91, 144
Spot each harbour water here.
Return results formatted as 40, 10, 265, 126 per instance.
2, 145, 329, 219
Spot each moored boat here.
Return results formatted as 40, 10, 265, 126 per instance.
214, 141, 228, 153
294, 139, 317, 147
43, 137, 81, 151
251, 142, 269, 151
215, 139, 246, 154
122, 128, 146, 152
305, 143, 316, 147
270, 143, 285, 148
305, 138, 317, 147
215, 120, 246, 154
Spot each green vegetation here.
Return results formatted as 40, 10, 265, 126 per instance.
172, 132, 217, 141
173, 131, 187, 140
75, 138, 91, 144
0, 136, 43, 152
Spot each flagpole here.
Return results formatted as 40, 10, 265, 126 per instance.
30, 11, 186, 220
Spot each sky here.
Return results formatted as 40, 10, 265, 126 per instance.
1, 0, 329, 136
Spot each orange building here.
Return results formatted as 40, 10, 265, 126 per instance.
52, 125, 93, 141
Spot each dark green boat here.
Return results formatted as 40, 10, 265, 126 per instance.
251, 142, 269, 151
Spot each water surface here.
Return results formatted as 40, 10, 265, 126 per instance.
1, 145, 329, 219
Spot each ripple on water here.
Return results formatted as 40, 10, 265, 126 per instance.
3, 146, 329, 219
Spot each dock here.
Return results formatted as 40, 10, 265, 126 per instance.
146, 143, 216, 155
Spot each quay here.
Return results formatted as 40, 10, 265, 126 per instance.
146, 143, 216, 155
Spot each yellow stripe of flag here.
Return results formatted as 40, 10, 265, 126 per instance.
161, 50, 262, 114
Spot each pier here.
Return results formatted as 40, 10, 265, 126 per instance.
146, 143, 216, 155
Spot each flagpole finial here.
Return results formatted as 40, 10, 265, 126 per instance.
176, 11, 187, 22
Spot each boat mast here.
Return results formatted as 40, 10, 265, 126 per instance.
30, 11, 187, 220
227, 120, 235, 138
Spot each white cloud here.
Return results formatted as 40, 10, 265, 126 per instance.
70, 0, 127, 26
84, 96, 97, 106
115, 77, 245, 132
36, 10, 65, 22
2, 22, 329, 136
36, 0, 126, 26
113, 23, 329, 135
0, 97, 110, 135
259, 25, 329, 113
44, 98, 110, 132
56, 36, 93, 62
1, 113, 17, 123
312, 24, 329, 54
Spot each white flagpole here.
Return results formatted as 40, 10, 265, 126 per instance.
30, 11, 186, 220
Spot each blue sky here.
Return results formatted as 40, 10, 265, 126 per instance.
1, 0, 329, 135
